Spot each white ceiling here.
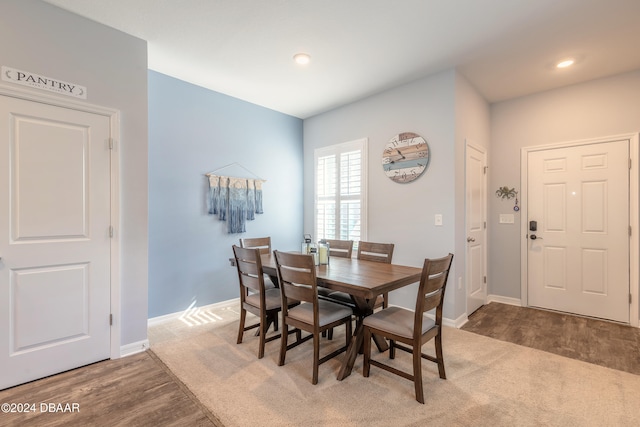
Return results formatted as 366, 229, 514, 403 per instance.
43, 0, 640, 119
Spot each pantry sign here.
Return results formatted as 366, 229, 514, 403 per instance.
2, 66, 87, 99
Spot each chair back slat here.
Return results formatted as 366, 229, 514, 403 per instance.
422, 289, 443, 313
239, 237, 272, 255
325, 239, 354, 258
240, 271, 262, 293
414, 254, 454, 332
357, 241, 394, 264
274, 251, 317, 305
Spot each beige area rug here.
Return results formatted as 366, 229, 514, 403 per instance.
149, 309, 640, 427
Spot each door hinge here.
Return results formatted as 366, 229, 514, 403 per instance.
109, 226, 114, 238
483, 166, 488, 175
108, 138, 114, 150
484, 221, 487, 229
110, 314, 113, 325
483, 276, 487, 284
629, 158, 632, 169
629, 226, 632, 237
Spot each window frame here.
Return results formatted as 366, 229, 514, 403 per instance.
313, 138, 368, 246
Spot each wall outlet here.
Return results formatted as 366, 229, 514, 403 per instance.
435, 214, 443, 226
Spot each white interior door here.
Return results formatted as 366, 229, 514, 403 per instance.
0, 95, 112, 389
527, 140, 629, 323
466, 142, 487, 316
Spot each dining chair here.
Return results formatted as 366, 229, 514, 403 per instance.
317, 239, 354, 300
239, 236, 271, 254
239, 236, 276, 288
325, 239, 354, 258
233, 245, 295, 359
362, 253, 454, 404
274, 250, 353, 384
358, 241, 394, 309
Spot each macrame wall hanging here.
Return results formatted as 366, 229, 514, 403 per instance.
206, 163, 265, 234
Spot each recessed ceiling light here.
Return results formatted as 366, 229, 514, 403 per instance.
556, 59, 575, 68
293, 53, 311, 65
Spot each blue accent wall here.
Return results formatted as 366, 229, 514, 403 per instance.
148, 71, 303, 318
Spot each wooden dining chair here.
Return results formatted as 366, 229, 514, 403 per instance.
325, 239, 354, 258
317, 239, 354, 301
239, 236, 271, 254
274, 250, 353, 384
233, 245, 294, 359
239, 237, 276, 288
362, 253, 454, 404
358, 241, 394, 309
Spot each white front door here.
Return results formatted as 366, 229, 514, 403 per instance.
527, 139, 629, 323
466, 142, 487, 316
0, 95, 112, 389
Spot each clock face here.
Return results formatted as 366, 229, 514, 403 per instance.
382, 132, 430, 183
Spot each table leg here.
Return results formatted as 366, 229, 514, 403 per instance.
337, 322, 364, 380
372, 333, 388, 352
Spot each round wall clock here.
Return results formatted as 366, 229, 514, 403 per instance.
382, 132, 430, 183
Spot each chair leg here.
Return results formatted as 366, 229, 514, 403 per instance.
435, 332, 446, 379
312, 332, 320, 385
345, 318, 352, 348
389, 339, 396, 359
258, 313, 267, 359
362, 327, 371, 377
327, 328, 333, 340
413, 347, 425, 404
273, 314, 279, 332
278, 321, 288, 366
237, 308, 246, 344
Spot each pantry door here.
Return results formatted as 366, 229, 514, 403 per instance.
0, 94, 112, 389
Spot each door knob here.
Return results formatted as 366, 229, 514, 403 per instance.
530, 234, 543, 240
467, 237, 475, 242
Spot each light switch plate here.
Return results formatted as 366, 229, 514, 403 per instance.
499, 214, 514, 224
435, 214, 443, 226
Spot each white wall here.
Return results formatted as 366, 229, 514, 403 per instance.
490, 70, 640, 316
1, 0, 149, 347
304, 70, 459, 317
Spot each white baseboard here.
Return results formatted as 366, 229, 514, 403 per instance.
447, 312, 469, 329
487, 294, 522, 306
147, 298, 240, 327
120, 339, 150, 357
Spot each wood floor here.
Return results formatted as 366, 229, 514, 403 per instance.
0, 350, 222, 427
462, 302, 640, 375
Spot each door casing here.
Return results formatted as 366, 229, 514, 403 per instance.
0, 82, 122, 357
520, 133, 639, 327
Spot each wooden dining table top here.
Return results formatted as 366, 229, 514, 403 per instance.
259, 252, 423, 301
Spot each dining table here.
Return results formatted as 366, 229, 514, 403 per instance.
256, 252, 423, 380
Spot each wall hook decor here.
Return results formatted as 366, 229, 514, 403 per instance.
496, 186, 519, 211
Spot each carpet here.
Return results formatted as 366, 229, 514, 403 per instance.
149, 315, 640, 427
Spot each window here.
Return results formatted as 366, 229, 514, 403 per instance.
314, 138, 367, 245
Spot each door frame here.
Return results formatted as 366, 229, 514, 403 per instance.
520, 133, 639, 327
0, 83, 122, 357
465, 140, 487, 316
